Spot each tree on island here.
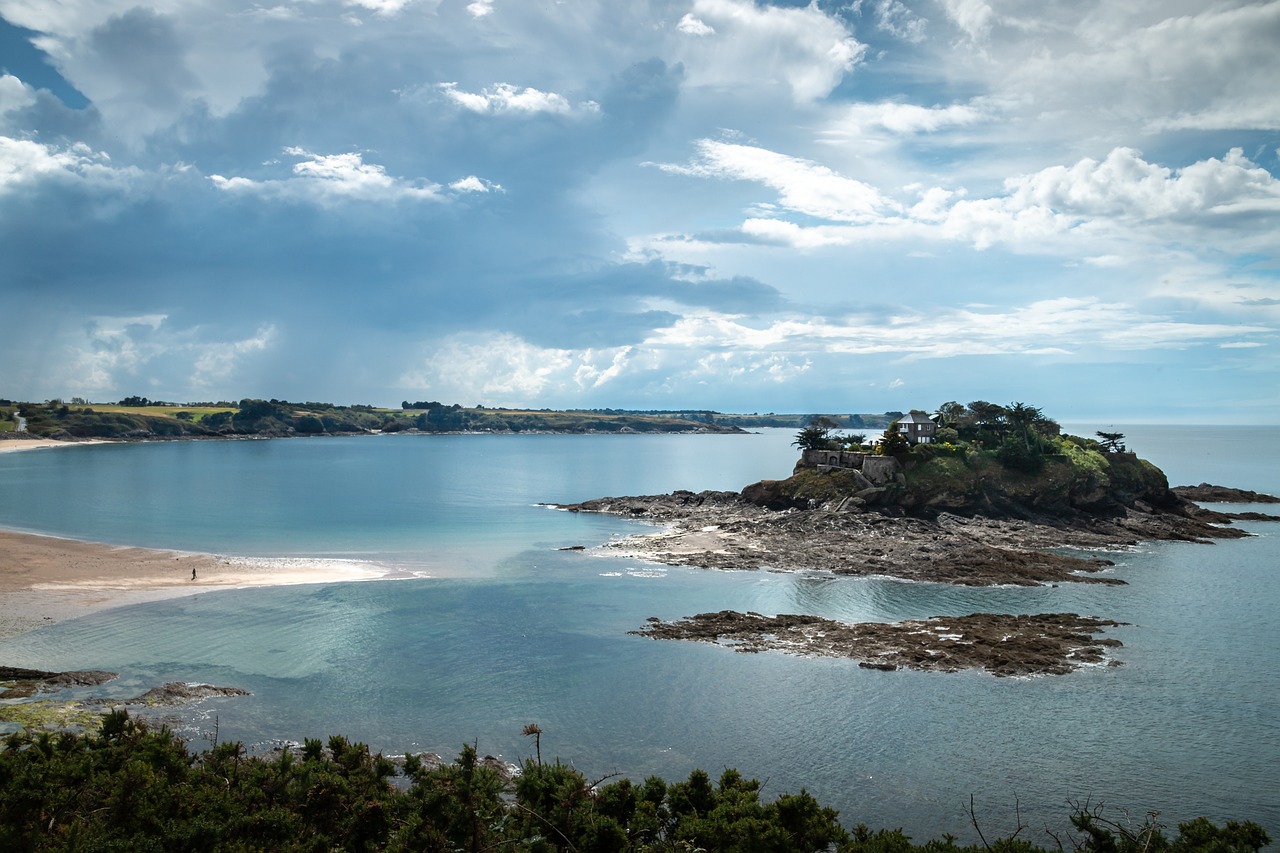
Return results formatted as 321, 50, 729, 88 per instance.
793, 416, 841, 451
875, 422, 912, 456
1097, 431, 1127, 452
1006, 402, 1045, 450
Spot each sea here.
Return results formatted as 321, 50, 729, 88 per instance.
0, 425, 1276, 842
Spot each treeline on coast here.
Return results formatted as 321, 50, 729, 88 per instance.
2, 397, 914, 440
4, 399, 744, 439
1, 713, 1269, 853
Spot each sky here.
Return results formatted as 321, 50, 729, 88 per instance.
1, 0, 1277, 422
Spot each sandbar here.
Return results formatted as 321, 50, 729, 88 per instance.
0, 529, 394, 641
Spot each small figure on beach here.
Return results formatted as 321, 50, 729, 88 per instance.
191, 567, 197, 581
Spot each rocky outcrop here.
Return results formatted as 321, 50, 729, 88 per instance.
556, 454, 1277, 586
0, 667, 117, 699
558, 485, 1267, 585
112, 682, 251, 706
631, 611, 1125, 677
1172, 483, 1280, 503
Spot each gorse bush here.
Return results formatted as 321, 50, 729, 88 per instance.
0, 715, 1270, 853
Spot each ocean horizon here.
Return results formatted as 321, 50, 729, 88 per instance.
0, 425, 1276, 842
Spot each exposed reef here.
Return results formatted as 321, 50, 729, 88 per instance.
0, 671, 250, 733
108, 682, 252, 707
0, 667, 117, 699
630, 610, 1126, 676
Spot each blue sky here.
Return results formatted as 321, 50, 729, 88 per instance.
1, 0, 1277, 421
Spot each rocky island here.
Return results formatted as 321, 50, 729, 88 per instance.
560, 405, 1279, 675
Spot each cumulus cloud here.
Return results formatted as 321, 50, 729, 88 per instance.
677, 14, 715, 36
0, 135, 142, 196
938, 0, 1280, 140
400, 327, 819, 406
53, 315, 277, 399
437, 82, 590, 116
449, 175, 501, 193
996, 147, 1280, 221
0, 74, 37, 115
651, 143, 1280, 253
209, 148, 446, 205
401, 333, 580, 403
674, 0, 866, 101
191, 325, 276, 390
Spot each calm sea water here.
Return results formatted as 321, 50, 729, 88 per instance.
0, 426, 1276, 842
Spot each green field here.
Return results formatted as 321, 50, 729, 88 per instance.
86, 404, 236, 422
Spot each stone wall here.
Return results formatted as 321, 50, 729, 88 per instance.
797, 449, 902, 486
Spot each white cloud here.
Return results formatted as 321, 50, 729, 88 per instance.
345, 0, 417, 16
947, 1, 1280, 140
242, 6, 300, 22
437, 82, 588, 116
657, 139, 898, 223
191, 325, 276, 390
677, 14, 715, 36
56, 315, 276, 398
995, 147, 1280, 222
870, 0, 928, 43
828, 101, 987, 136
0, 136, 143, 196
674, 0, 866, 101
0, 74, 37, 116
652, 144, 1280, 254
643, 297, 1273, 361
401, 333, 579, 403
400, 329, 817, 405
936, 0, 993, 41
450, 175, 501, 193
210, 148, 446, 206
467, 1, 494, 17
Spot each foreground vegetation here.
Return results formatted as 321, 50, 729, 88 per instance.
0, 714, 1269, 853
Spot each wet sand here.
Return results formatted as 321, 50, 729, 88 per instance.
0, 530, 393, 641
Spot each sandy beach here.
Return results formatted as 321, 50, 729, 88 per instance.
0, 529, 396, 641
0, 437, 110, 454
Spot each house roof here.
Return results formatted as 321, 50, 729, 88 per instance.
897, 412, 934, 425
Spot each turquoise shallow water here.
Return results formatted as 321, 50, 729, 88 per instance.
0, 427, 1277, 841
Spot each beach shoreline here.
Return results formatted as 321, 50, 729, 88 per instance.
0, 529, 397, 642
0, 437, 111, 454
